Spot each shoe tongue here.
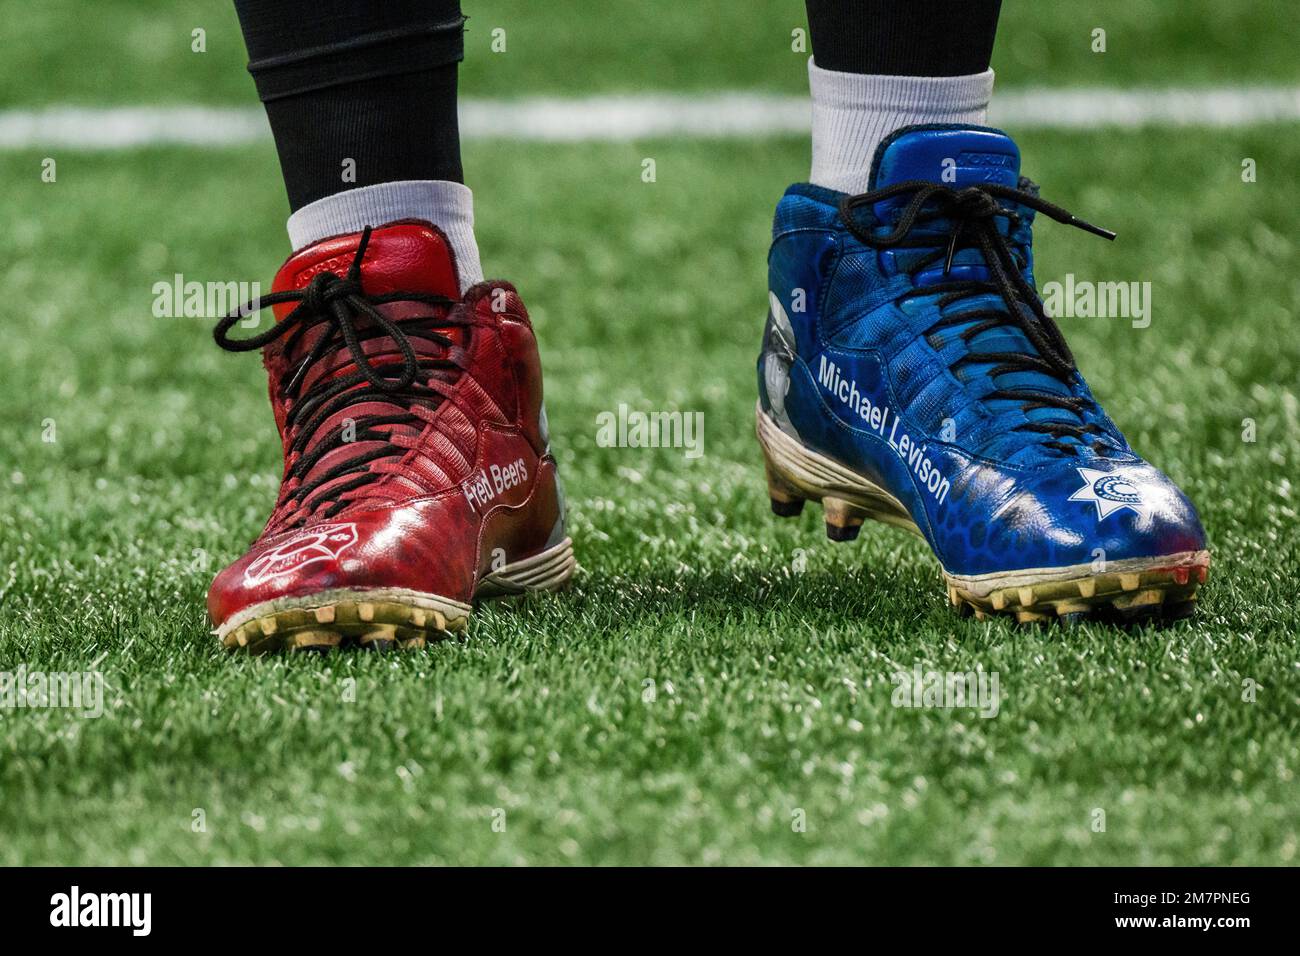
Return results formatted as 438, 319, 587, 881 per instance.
267, 220, 465, 390
266, 221, 466, 506
271, 220, 460, 305
871, 128, 1079, 438
869, 125, 1020, 190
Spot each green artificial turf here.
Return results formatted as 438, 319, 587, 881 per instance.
0, 125, 1297, 864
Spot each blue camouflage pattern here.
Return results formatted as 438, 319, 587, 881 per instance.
757, 125, 1205, 577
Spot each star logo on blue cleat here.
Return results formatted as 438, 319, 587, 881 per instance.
1069, 467, 1151, 521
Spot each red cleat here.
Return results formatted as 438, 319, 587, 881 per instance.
207, 221, 573, 652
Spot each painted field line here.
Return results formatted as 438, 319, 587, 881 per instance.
1, 86, 1297, 149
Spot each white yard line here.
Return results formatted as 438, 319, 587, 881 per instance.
2, 87, 1297, 149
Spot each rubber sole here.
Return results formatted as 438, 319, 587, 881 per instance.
756, 405, 1210, 625
217, 536, 576, 654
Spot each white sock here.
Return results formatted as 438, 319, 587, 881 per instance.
286, 180, 485, 291
808, 58, 995, 195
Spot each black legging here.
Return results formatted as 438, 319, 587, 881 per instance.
232, 0, 1004, 211
805, 0, 1002, 76
233, 0, 466, 209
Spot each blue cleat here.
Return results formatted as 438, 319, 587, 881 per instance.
757, 124, 1209, 624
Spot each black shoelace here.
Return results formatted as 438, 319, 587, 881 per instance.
214, 227, 467, 521
839, 180, 1116, 455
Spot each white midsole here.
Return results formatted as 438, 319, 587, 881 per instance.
756, 403, 921, 537
215, 586, 472, 640
756, 405, 1210, 594
945, 549, 1210, 598
477, 536, 577, 597
214, 537, 576, 637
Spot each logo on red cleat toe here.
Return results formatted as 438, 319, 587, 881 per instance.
243, 523, 359, 586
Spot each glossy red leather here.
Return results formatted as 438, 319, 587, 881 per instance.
208, 221, 563, 627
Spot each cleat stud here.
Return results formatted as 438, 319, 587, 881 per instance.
410, 609, 427, 628
972, 608, 987, 621
1119, 573, 1141, 592
948, 586, 960, 607
763, 460, 806, 516
991, 591, 1008, 611
358, 603, 376, 622
1171, 567, 1190, 586
822, 497, 866, 542
1015, 609, 1050, 625
1195, 566, 1208, 584
359, 624, 398, 650
432, 610, 447, 631
1055, 601, 1091, 616
825, 521, 860, 542
259, 618, 278, 636
289, 629, 340, 652
1113, 588, 1164, 612
1077, 579, 1097, 599
770, 497, 805, 518
1017, 587, 1036, 608
314, 606, 336, 624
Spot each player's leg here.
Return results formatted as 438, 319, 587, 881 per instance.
235, 0, 479, 281
756, 0, 1209, 623
803, 0, 999, 195
207, 1, 573, 653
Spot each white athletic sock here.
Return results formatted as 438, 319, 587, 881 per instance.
808, 58, 995, 195
286, 180, 484, 291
